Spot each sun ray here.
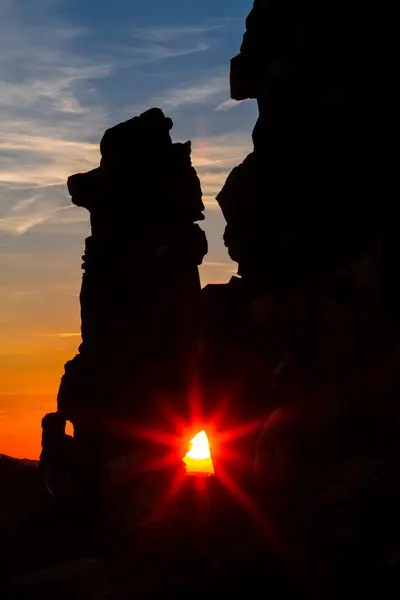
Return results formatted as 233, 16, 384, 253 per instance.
130, 425, 181, 448
216, 466, 271, 535
147, 467, 186, 523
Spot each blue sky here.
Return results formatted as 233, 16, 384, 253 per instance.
0, 0, 256, 456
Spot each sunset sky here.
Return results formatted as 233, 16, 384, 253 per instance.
0, 0, 256, 459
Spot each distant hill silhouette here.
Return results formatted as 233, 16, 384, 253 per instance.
0, 454, 38, 468
0, 455, 40, 533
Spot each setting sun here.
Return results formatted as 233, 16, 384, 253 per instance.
183, 430, 215, 476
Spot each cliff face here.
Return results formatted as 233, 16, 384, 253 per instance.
206, 5, 400, 594
219, 0, 387, 287
199, 2, 394, 423
200, 6, 400, 596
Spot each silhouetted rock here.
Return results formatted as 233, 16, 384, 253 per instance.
200, 0, 397, 426
26, 5, 399, 598
220, 0, 389, 287
198, 3, 400, 597
47, 108, 207, 466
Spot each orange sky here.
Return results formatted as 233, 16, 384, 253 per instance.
0, 257, 236, 459
0, 0, 258, 461
0, 146, 242, 459
0, 142, 245, 460
0, 145, 242, 460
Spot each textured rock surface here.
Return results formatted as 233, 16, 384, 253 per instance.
53, 108, 207, 463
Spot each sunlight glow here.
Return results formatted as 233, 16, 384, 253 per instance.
183, 430, 215, 476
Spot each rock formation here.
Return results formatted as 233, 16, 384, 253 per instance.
200, 0, 396, 426
42, 108, 207, 467
14, 3, 399, 597
221, 0, 388, 286
199, 3, 400, 595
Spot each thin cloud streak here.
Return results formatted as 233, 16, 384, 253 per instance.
0, 200, 74, 236
192, 131, 253, 212
192, 132, 252, 167
0, 2, 109, 236
203, 261, 236, 270
0, 134, 99, 188
122, 42, 211, 65
152, 74, 229, 111
0, 2, 253, 459
128, 22, 226, 62
114, 22, 228, 66
215, 98, 245, 111
0, 129, 251, 235
132, 24, 224, 44
0, 3, 253, 241
0, 3, 245, 237
0, 64, 112, 115
33, 333, 81, 339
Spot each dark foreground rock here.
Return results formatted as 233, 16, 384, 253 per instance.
198, 1, 400, 598
41, 108, 207, 469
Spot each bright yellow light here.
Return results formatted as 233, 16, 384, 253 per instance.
183, 430, 215, 476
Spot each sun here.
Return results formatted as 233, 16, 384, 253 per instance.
183, 430, 215, 476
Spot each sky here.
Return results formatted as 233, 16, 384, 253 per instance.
0, 0, 256, 459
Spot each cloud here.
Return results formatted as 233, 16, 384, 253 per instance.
192, 131, 251, 167
0, 139, 94, 233
127, 23, 226, 63
0, 128, 253, 234
85, 21, 228, 70
0, 194, 80, 235
191, 131, 253, 208
0, 134, 99, 188
215, 98, 244, 111
0, 196, 62, 235
0, 3, 243, 236
200, 260, 238, 286
132, 24, 224, 44
33, 333, 81, 339
203, 261, 236, 270
132, 42, 210, 62
0, 2, 110, 235
150, 74, 229, 111
0, 127, 252, 234
0, 2, 111, 120
0, 64, 112, 115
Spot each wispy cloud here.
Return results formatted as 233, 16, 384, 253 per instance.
150, 73, 229, 111
192, 132, 251, 166
127, 23, 225, 63
191, 131, 253, 208
0, 3, 241, 236
33, 332, 81, 339
132, 24, 224, 44
203, 261, 236, 271
0, 3, 111, 120
215, 98, 245, 111
0, 121, 252, 233
132, 42, 210, 62
0, 3, 254, 457
0, 195, 82, 235
0, 64, 112, 115
200, 260, 238, 286
0, 130, 96, 234
0, 134, 99, 188
0, 2, 109, 235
